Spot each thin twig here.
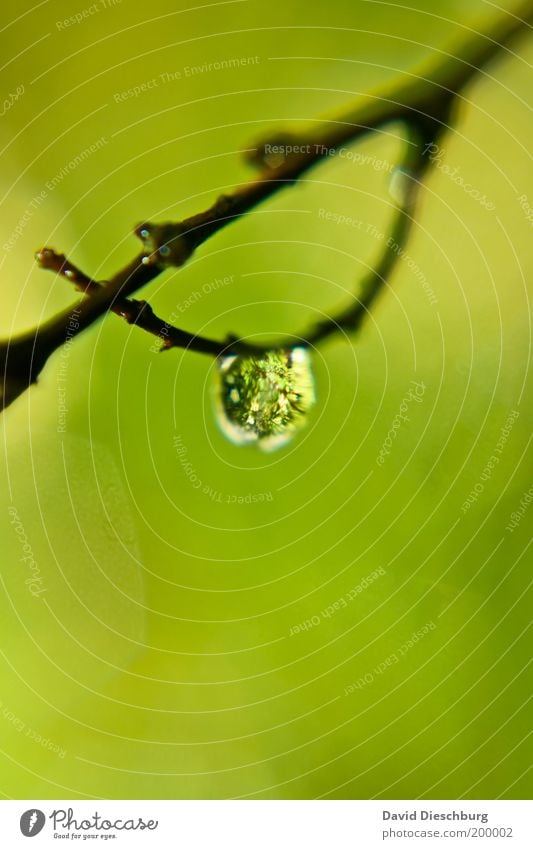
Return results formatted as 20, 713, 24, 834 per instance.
35, 248, 242, 356
1, 0, 532, 411
304, 119, 433, 346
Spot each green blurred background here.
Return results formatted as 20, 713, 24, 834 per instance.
0, 0, 531, 799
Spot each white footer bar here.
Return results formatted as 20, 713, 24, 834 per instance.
1, 800, 530, 847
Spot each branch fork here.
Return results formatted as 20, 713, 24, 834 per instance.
1, 1, 531, 412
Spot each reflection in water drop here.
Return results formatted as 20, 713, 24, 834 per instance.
215, 347, 316, 451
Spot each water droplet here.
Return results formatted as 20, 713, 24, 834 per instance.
214, 347, 315, 451
388, 166, 415, 207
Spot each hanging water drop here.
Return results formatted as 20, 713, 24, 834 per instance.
214, 347, 315, 451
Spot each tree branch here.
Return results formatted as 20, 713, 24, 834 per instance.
1, 0, 532, 412
35, 248, 240, 357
